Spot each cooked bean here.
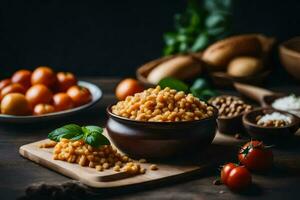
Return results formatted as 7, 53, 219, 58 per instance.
112, 86, 214, 122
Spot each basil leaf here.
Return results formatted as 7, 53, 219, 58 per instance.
190, 78, 210, 95
70, 134, 84, 141
63, 124, 83, 134
82, 125, 109, 147
84, 131, 110, 147
163, 32, 177, 46
191, 33, 210, 52
48, 124, 109, 148
158, 77, 189, 93
82, 125, 103, 134
162, 0, 232, 55
48, 124, 83, 142
198, 89, 219, 101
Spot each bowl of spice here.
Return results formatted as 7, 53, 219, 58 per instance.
106, 86, 218, 158
269, 94, 300, 117
243, 108, 299, 144
208, 95, 253, 135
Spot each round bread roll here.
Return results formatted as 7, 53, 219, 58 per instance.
147, 55, 202, 84
227, 56, 263, 77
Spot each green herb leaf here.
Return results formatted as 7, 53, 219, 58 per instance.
205, 13, 226, 29
162, 0, 232, 55
191, 32, 210, 52
190, 78, 210, 96
190, 78, 218, 101
197, 89, 219, 101
82, 125, 103, 135
158, 77, 189, 92
48, 124, 110, 148
48, 124, 83, 142
84, 131, 110, 148
82, 125, 110, 147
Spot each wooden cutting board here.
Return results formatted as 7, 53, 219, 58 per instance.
19, 130, 240, 188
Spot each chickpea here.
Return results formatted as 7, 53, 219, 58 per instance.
112, 86, 214, 122
150, 164, 158, 171
44, 138, 154, 175
209, 96, 252, 118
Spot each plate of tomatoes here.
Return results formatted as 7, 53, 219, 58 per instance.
0, 66, 102, 123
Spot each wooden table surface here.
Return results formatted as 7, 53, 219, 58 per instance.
1, 77, 300, 200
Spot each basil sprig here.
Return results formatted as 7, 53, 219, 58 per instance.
48, 124, 110, 147
163, 0, 232, 55
158, 77, 189, 93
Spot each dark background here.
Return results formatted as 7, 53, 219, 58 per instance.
0, 0, 299, 79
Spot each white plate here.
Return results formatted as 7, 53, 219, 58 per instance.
0, 81, 102, 123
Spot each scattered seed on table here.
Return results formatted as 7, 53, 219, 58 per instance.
150, 164, 158, 170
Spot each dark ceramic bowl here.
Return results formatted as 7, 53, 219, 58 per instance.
243, 108, 300, 144
216, 113, 245, 135
279, 37, 300, 81
106, 105, 218, 158
209, 95, 249, 135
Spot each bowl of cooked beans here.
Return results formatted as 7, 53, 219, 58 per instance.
106, 86, 218, 158
208, 95, 253, 135
243, 108, 300, 144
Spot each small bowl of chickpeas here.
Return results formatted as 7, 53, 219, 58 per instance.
208, 95, 253, 135
243, 108, 300, 144
106, 86, 218, 158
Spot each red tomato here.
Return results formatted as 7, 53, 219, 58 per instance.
33, 104, 55, 115
1, 83, 26, 99
31, 66, 57, 88
25, 84, 53, 108
226, 166, 252, 191
115, 78, 144, 100
11, 69, 32, 90
221, 163, 237, 185
56, 72, 77, 92
67, 86, 91, 107
238, 140, 273, 171
1, 93, 31, 116
0, 79, 11, 91
53, 93, 74, 111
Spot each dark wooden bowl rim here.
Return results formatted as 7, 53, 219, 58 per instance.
243, 107, 300, 130
280, 37, 300, 59
262, 94, 300, 114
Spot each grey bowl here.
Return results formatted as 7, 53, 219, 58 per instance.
0, 81, 102, 123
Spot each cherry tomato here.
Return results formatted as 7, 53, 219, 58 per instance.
115, 78, 144, 100
226, 166, 252, 191
33, 104, 55, 115
56, 72, 77, 92
221, 163, 252, 191
221, 163, 237, 185
67, 86, 91, 107
25, 84, 53, 107
1, 93, 31, 115
238, 140, 273, 172
1, 83, 26, 99
31, 66, 57, 88
53, 93, 74, 111
11, 69, 32, 90
0, 79, 11, 91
